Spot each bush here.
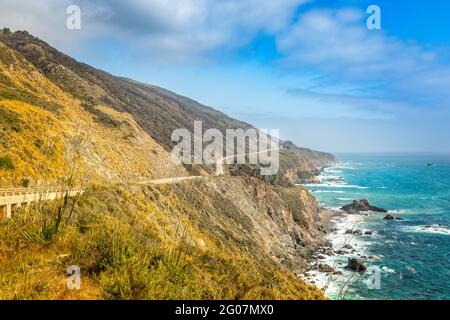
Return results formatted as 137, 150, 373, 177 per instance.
21, 178, 30, 187
0, 106, 21, 132
81, 102, 121, 128
0, 156, 14, 169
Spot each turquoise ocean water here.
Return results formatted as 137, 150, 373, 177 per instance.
306, 153, 450, 300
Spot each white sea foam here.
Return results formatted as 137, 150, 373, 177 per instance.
381, 266, 396, 273
388, 209, 412, 214
324, 169, 343, 174
402, 225, 450, 236
318, 175, 342, 181
301, 213, 376, 299
311, 190, 345, 194
305, 182, 368, 189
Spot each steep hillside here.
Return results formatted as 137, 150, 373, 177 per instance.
0, 179, 327, 299
0, 39, 186, 187
0, 29, 332, 300
0, 29, 334, 182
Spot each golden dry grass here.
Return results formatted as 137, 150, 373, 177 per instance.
0, 186, 326, 300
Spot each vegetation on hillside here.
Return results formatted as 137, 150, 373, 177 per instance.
0, 184, 325, 300
0, 41, 186, 187
0, 29, 334, 181
0, 29, 332, 301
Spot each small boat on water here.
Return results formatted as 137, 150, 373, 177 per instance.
428, 161, 433, 166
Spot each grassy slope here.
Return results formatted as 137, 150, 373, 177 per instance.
0, 181, 325, 300
0, 30, 334, 179
0, 30, 328, 300
0, 41, 185, 187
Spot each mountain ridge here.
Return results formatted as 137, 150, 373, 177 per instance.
0, 28, 334, 185
0, 28, 331, 300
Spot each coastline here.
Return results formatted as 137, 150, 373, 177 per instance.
300, 208, 380, 299
299, 154, 450, 300
299, 164, 387, 300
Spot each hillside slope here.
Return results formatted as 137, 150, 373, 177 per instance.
0, 29, 331, 300
0, 29, 334, 183
0, 39, 187, 187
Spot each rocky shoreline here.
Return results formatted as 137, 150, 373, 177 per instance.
299, 199, 399, 298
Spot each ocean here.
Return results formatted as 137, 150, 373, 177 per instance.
305, 153, 450, 300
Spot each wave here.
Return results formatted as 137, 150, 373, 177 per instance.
333, 162, 360, 170
305, 183, 368, 189
388, 209, 412, 214
318, 175, 342, 181
376, 266, 396, 274
402, 225, 450, 236
326, 206, 345, 211
324, 169, 343, 174
311, 190, 345, 194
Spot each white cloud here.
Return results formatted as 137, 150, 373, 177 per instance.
286, 87, 416, 120
0, 0, 310, 62
277, 7, 450, 116
277, 8, 436, 79
1, 1, 449, 115
86, 0, 310, 62
0, 0, 78, 46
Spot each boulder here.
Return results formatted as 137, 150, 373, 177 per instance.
364, 231, 374, 235
346, 258, 367, 272
341, 199, 387, 213
319, 264, 335, 273
384, 214, 397, 220
353, 230, 363, 236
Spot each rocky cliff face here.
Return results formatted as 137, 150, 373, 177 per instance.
169, 176, 327, 274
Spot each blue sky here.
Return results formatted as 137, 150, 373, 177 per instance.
1, 0, 450, 153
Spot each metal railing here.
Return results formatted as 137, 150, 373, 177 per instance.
0, 187, 83, 197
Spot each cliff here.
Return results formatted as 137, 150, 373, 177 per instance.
0, 29, 334, 184
0, 29, 331, 299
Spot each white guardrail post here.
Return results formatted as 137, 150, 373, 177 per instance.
0, 187, 83, 219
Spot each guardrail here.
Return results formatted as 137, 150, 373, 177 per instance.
0, 187, 84, 219
0, 187, 83, 197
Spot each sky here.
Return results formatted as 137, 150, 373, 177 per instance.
1, 0, 450, 153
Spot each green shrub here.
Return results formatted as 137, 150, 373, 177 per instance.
81, 102, 121, 128
0, 155, 14, 169
21, 178, 30, 187
0, 106, 21, 132
0, 87, 60, 114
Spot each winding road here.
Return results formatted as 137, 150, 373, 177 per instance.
0, 147, 278, 219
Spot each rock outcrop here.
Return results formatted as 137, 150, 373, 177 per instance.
319, 264, 335, 273
384, 214, 403, 221
341, 199, 387, 213
346, 258, 367, 272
